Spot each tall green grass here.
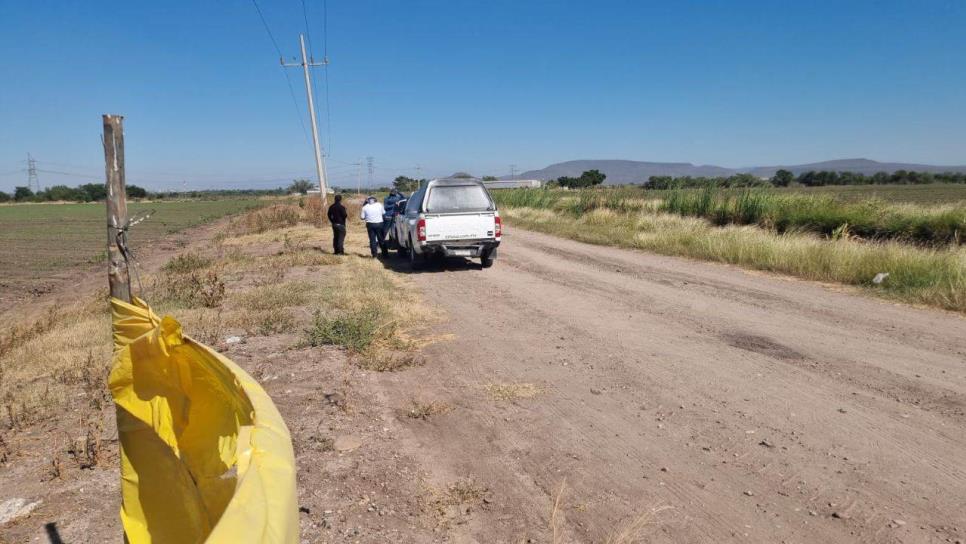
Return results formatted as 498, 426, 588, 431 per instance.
492, 188, 966, 313
660, 188, 965, 245
492, 187, 965, 245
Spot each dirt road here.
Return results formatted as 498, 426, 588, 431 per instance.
375, 228, 966, 543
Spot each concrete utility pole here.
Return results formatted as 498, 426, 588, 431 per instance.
102, 114, 131, 302
282, 34, 328, 206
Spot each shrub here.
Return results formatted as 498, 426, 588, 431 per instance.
152, 270, 226, 308
236, 282, 312, 312
304, 307, 391, 353
303, 197, 324, 227
162, 253, 212, 274
233, 205, 302, 234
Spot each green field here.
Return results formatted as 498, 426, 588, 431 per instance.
635, 183, 966, 205
0, 199, 267, 296
769, 183, 966, 204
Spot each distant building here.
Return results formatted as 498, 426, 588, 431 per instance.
482, 179, 543, 190
306, 187, 335, 196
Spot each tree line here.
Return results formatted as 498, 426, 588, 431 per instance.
0, 183, 149, 203
546, 169, 607, 188
0, 183, 291, 203
647, 169, 966, 190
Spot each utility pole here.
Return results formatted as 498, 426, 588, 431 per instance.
26, 153, 39, 193
282, 34, 328, 206
102, 114, 131, 302
366, 156, 374, 188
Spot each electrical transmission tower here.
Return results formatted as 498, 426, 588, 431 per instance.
366, 156, 374, 187
509, 164, 517, 179
26, 153, 39, 192
352, 161, 363, 195
282, 34, 329, 205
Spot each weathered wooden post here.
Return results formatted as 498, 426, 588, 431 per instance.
103, 114, 131, 302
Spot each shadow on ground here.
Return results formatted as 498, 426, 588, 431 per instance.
376, 249, 485, 275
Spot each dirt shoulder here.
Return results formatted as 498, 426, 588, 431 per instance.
0, 206, 482, 543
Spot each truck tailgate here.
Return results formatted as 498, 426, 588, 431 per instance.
425, 213, 496, 242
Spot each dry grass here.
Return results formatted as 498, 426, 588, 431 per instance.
302, 196, 325, 227
407, 399, 450, 420
306, 307, 390, 352
161, 252, 212, 274
301, 260, 433, 369
358, 352, 424, 372
422, 477, 490, 528
446, 479, 487, 503
503, 206, 966, 313
227, 204, 302, 235
603, 505, 675, 544
235, 281, 313, 311
173, 308, 228, 345
550, 479, 567, 544
0, 298, 111, 429
150, 253, 228, 309
484, 382, 542, 401
270, 250, 341, 268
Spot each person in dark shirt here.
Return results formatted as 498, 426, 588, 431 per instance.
326, 194, 348, 255
382, 188, 407, 245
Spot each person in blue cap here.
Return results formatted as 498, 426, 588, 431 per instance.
382, 188, 407, 246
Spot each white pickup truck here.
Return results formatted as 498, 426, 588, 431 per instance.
389, 178, 502, 268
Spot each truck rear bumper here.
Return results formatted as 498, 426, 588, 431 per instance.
422, 240, 500, 258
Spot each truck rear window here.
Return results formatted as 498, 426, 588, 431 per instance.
426, 185, 494, 212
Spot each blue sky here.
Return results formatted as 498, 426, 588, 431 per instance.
1, 0, 965, 192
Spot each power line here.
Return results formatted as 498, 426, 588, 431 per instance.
35, 168, 100, 177
301, 0, 333, 167
321, 0, 332, 157
250, 0, 310, 144
299, 4, 321, 108
29, 159, 100, 170
301, 0, 316, 60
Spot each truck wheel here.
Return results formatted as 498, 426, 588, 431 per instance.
481, 249, 496, 268
408, 237, 421, 269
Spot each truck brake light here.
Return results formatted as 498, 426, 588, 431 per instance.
417, 218, 426, 242
494, 215, 502, 239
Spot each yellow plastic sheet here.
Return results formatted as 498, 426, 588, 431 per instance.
109, 297, 298, 543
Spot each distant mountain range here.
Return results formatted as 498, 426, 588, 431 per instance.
511, 159, 966, 184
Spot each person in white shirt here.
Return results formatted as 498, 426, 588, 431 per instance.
360, 196, 388, 257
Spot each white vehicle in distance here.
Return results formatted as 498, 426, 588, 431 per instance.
389, 177, 502, 268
